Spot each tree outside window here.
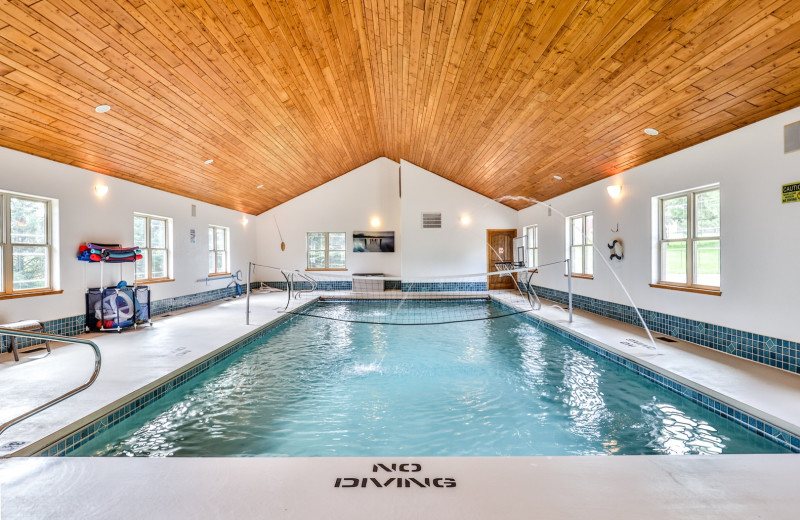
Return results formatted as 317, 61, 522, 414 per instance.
524, 225, 538, 268
307, 232, 346, 269
134, 213, 172, 281
1, 193, 53, 293
208, 225, 229, 275
568, 213, 593, 276
658, 187, 720, 288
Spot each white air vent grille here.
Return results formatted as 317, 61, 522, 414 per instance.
785, 121, 800, 153
422, 212, 442, 229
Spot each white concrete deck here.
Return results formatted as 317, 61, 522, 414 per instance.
1, 290, 799, 518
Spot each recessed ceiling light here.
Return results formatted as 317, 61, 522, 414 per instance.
644, 128, 659, 136
256, 184, 264, 189
204, 159, 214, 164
95, 104, 111, 113
553, 175, 563, 180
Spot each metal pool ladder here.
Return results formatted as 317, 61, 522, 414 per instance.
281, 269, 318, 310
0, 327, 102, 436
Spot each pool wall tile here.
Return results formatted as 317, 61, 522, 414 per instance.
518, 282, 800, 375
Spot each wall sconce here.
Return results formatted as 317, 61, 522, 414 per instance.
370, 217, 381, 228
606, 185, 622, 199
241, 215, 249, 226
459, 215, 471, 225
94, 184, 109, 197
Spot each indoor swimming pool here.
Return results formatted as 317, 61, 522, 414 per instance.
69, 300, 788, 457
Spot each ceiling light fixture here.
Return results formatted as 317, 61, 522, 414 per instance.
94, 104, 111, 113
644, 128, 659, 136
204, 159, 214, 164
607, 185, 622, 199
553, 175, 562, 180
257, 184, 264, 189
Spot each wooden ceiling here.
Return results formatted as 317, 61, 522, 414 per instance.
1, 1, 800, 214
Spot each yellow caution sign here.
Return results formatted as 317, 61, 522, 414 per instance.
783, 182, 800, 203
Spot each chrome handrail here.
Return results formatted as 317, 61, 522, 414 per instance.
519, 269, 542, 311
279, 270, 319, 311
293, 272, 317, 294
0, 328, 102, 435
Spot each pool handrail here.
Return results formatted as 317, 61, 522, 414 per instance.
0, 328, 102, 436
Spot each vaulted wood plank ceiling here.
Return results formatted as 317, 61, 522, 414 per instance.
1, 0, 799, 214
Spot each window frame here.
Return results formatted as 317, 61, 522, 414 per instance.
567, 212, 593, 278
134, 212, 173, 283
1, 191, 56, 296
208, 225, 230, 276
306, 232, 347, 270
523, 224, 538, 268
656, 185, 720, 291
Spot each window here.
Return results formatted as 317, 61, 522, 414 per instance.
1, 192, 55, 294
307, 232, 346, 269
208, 225, 229, 275
657, 186, 720, 289
567, 212, 593, 276
134, 213, 172, 281
524, 225, 538, 268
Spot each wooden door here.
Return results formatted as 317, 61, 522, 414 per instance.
487, 229, 517, 290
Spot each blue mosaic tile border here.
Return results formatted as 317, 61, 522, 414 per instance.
519, 282, 800, 375
0, 315, 87, 353
489, 297, 800, 453
1, 283, 259, 354
265, 280, 404, 291
264, 280, 488, 292
402, 282, 487, 292
34, 311, 297, 457
150, 285, 242, 315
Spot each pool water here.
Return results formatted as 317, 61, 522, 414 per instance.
71, 301, 788, 457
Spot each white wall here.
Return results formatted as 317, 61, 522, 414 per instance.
255, 158, 402, 279
255, 158, 519, 281
518, 105, 800, 342
0, 147, 257, 323
400, 160, 519, 277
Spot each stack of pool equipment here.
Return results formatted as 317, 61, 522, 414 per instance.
77, 243, 142, 263
79, 242, 151, 332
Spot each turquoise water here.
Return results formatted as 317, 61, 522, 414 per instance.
71, 301, 788, 456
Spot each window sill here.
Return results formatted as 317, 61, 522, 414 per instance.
564, 274, 594, 280
0, 289, 63, 300
649, 283, 721, 296
207, 273, 232, 278
306, 268, 348, 272
135, 278, 174, 285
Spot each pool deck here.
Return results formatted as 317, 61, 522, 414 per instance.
1, 290, 800, 518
